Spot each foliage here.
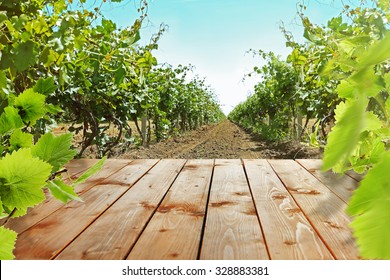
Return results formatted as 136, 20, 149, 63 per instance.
0, 0, 223, 157
320, 1, 390, 259
229, 51, 298, 141
144, 64, 224, 143
0, 0, 224, 259
0, 0, 127, 260
229, 0, 390, 258
0, 0, 161, 157
0, 80, 106, 259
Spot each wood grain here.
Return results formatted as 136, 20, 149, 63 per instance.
63, 159, 99, 180
13, 159, 155, 259
268, 159, 360, 260
244, 159, 333, 260
128, 159, 214, 260
56, 159, 186, 260
10, 159, 360, 260
73, 158, 137, 194
200, 159, 269, 260
345, 170, 365, 182
14, 185, 129, 260
297, 159, 358, 204
5, 158, 132, 234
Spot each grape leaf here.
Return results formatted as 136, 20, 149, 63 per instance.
45, 104, 63, 114
378, 0, 390, 12
357, 33, 390, 70
14, 40, 36, 72
0, 226, 17, 260
0, 106, 24, 135
13, 88, 45, 124
46, 179, 81, 204
365, 111, 383, 131
9, 129, 32, 151
0, 196, 5, 219
349, 135, 385, 174
349, 191, 390, 259
0, 11, 7, 25
351, 68, 384, 98
0, 70, 7, 96
33, 77, 57, 96
322, 99, 366, 171
74, 156, 107, 185
31, 132, 77, 173
336, 79, 357, 99
0, 149, 51, 212
347, 152, 390, 216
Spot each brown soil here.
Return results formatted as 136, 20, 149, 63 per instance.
119, 119, 322, 159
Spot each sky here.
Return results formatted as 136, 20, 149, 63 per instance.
92, 0, 362, 114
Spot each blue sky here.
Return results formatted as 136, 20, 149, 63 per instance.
94, 0, 361, 114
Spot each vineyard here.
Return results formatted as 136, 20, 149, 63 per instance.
229, 0, 390, 259
1, 0, 390, 261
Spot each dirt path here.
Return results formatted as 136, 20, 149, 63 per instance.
120, 120, 322, 159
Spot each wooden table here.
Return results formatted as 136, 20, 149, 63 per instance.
6, 159, 361, 260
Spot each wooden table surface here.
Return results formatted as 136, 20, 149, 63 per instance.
6, 158, 361, 260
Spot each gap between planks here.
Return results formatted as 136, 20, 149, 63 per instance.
9, 159, 360, 260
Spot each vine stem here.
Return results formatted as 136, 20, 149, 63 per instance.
0, 208, 17, 227
48, 168, 68, 181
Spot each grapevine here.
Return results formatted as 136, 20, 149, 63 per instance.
230, 0, 390, 259
0, 0, 224, 259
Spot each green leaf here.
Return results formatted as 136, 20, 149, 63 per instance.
358, 33, 390, 70
9, 129, 32, 151
0, 149, 51, 212
351, 68, 384, 98
45, 104, 63, 114
349, 134, 385, 173
0, 197, 5, 218
31, 133, 77, 173
54, 0, 68, 14
31, 17, 49, 35
0, 70, 7, 96
364, 112, 382, 131
0, 11, 7, 26
350, 198, 390, 259
46, 179, 81, 204
74, 156, 107, 185
115, 67, 126, 85
378, 0, 390, 12
348, 152, 390, 216
347, 153, 390, 259
336, 79, 357, 99
339, 39, 356, 56
13, 88, 45, 124
14, 40, 36, 72
33, 77, 57, 96
322, 100, 367, 171
40, 47, 57, 67
0, 226, 17, 260
0, 106, 24, 135
12, 14, 28, 31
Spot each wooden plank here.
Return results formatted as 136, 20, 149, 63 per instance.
5, 159, 134, 234
14, 185, 129, 260
268, 159, 360, 260
73, 158, 136, 194
244, 159, 333, 260
345, 170, 365, 182
200, 159, 269, 260
297, 159, 358, 204
128, 159, 214, 260
63, 159, 99, 180
55, 159, 186, 260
